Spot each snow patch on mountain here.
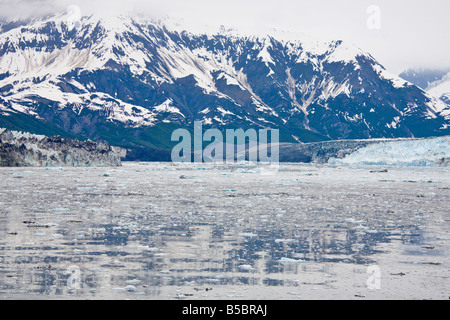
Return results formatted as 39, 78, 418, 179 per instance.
325, 42, 364, 65
428, 76, 450, 107
3, 80, 158, 127
257, 42, 275, 65
0, 13, 449, 147
372, 64, 409, 89
153, 99, 184, 117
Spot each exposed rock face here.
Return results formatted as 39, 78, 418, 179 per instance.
0, 128, 126, 167
0, 13, 449, 161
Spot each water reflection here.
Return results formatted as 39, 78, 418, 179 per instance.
0, 163, 448, 299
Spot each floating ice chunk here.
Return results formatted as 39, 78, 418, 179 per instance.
239, 232, 258, 238
33, 233, 46, 237
238, 264, 254, 271
279, 257, 304, 264
124, 285, 136, 292
160, 270, 171, 274
126, 279, 141, 285
51, 208, 70, 213
346, 218, 365, 224
235, 168, 259, 173
138, 246, 159, 252
77, 187, 97, 191
275, 239, 295, 243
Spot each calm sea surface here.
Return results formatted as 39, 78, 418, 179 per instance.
0, 162, 448, 299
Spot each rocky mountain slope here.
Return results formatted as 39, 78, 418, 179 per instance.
0, 13, 449, 159
400, 68, 450, 105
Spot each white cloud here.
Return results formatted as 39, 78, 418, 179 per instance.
1, 0, 449, 74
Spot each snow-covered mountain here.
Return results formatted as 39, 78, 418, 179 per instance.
0, 12, 449, 159
400, 68, 450, 105
428, 79, 450, 106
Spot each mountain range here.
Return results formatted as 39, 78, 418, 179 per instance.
0, 12, 449, 160
399, 68, 450, 105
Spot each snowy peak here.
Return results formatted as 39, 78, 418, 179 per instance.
399, 68, 450, 110
0, 13, 402, 90
427, 72, 450, 105
399, 68, 450, 90
0, 12, 449, 155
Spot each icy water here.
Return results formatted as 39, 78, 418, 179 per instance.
0, 162, 448, 300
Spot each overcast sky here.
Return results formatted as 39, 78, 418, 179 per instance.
1, 0, 449, 74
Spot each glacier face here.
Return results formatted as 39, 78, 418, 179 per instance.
0, 13, 449, 159
329, 136, 450, 166
0, 128, 125, 167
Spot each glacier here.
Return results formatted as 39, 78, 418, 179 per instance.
329, 136, 450, 166
1, 12, 449, 157
0, 128, 126, 167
